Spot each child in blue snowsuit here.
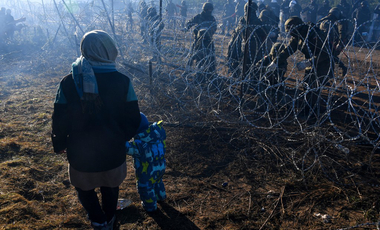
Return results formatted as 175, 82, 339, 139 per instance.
126, 113, 167, 212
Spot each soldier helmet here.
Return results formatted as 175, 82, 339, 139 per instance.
244, 1, 258, 15
203, 2, 214, 11
181, 0, 186, 5
329, 7, 342, 19
284, 16, 303, 33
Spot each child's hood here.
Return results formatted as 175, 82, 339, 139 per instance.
134, 120, 166, 143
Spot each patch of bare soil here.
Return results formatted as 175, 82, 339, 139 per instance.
0, 43, 379, 230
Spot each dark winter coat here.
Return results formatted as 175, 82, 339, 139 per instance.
352, 4, 371, 25
318, 13, 349, 50
186, 11, 217, 39
273, 23, 332, 77
227, 14, 267, 70
52, 71, 141, 172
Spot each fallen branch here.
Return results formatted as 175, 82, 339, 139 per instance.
259, 186, 285, 230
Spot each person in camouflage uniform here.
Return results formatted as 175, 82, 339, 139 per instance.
227, 1, 267, 75
256, 42, 288, 102
139, 0, 149, 40
186, 2, 217, 41
259, 6, 280, 43
221, 0, 236, 35
146, 6, 165, 58
179, 0, 188, 28
352, 0, 371, 41
126, 113, 167, 212
2, 8, 26, 41
187, 28, 216, 77
166, 0, 177, 29
126, 1, 134, 31
279, 0, 291, 34
267, 16, 333, 116
268, 16, 332, 80
235, 0, 246, 26
185, 2, 217, 61
318, 7, 349, 76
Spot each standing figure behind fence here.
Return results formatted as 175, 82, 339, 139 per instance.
139, 0, 149, 41
369, 3, 380, 42
318, 7, 350, 76
235, 0, 245, 27
227, 2, 267, 75
166, 0, 177, 29
0, 8, 6, 42
126, 1, 134, 31
146, 6, 165, 60
266, 17, 332, 117
279, 0, 291, 35
259, 6, 280, 44
3, 9, 26, 41
185, 2, 217, 57
352, 0, 371, 43
126, 113, 167, 212
221, 0, 236, 36
178, 0, 188, 28
257, 42, 288, 83
187, 28, 216, 79
256, 42, 288, 105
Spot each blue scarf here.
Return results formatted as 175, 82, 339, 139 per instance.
71, 56, 117, 100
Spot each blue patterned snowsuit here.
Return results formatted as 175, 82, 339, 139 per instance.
126, 121, 166, 212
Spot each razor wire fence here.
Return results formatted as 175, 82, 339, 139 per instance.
125, 15, 380, 184
1, 0, 380, 184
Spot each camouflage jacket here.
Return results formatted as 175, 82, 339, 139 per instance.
126, 121, 166, 163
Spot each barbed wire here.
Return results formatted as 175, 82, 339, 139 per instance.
2, 1, 380, 184
131, 17, 380, 184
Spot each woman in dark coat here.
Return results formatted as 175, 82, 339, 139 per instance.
52, 30, 141, 229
